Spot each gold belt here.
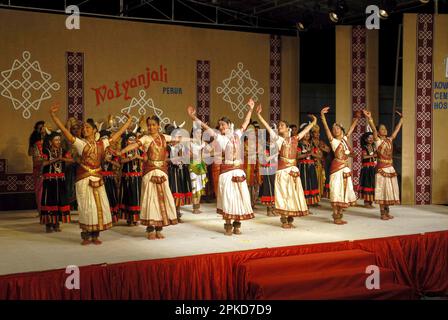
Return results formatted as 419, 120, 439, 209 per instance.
280, 157, 296, 165
379, 159, 393, 164
147, 159, 165, 167
80, 164, 101, 175
223, 160, 241, 166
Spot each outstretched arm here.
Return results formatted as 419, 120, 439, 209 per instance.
297, 115, 318, 140
362, 110, 378, 141
241, 98, 255, 132
120, 142, 140, 155
256, 105, 277, 138
49, 103, 75, 144
110, 114, 132, 143
187, 106, 217, 138
320, 106, 333, 141
346, 114, 360, 138
391, 111, 403, 140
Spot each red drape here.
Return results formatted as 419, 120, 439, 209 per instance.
0, 231, 446, 299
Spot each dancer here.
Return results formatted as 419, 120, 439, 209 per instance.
40, 130, 72, 232
258, 128, 278, 216
289, 124, 298, 138
257, 106, 317, 228
358, 131, 377, 208
28, 121, 46, 215
64, 118, 83, 211
320, 106, 359, 225
49, 103, 133, 245
209, 122, 222, 201
100, 129, 121, 223
190, 122, 209, 214
297, 123, 321, 208
165, 123, 193, 222
187, 100, 255, 236
311, 124, 331, 199
119, 130, 143, 225
243, 121, 261, 208
363, 110, 402, 220
120, 116, 190, 239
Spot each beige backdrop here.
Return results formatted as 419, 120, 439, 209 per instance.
0, 9, 299, 173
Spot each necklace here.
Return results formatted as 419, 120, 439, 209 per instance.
50, 148, 62, 173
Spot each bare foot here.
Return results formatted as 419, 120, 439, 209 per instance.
156, 231, 165, 239
81, 239, 91, 245
147, 232, 156, 240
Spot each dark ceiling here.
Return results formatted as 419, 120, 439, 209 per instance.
0, 0, 445, 85
0, 0, 446, 35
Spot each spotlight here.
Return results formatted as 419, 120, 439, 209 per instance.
296, 12, 314, 31
329, 11, 339, 23
379, 0, 397, 19
419, 0, 430, 3
328, 0, 347, 24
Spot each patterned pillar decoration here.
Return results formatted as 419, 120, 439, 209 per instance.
196, 60, 211, 124
0, 159, 34, 193
351, 26, 367, 190
269, 34, 281, 124
66, 52, 84, 120
415, 14, 433, 205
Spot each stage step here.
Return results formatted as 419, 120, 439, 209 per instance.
242, 249, 413, 300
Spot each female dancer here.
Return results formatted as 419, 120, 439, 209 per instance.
100, 129, 121, 223
120, 116, 191, 239
165, 123, 192, 222
258, 129, 278, 216
119, 131, 144, 225
320, 106, 359, 225
243, 121, 261, 208
49, 103, 132, 245
297, 123, 321, 207
64, 118, 83, 211
363, 110, 402, 220
28, 121, 46, 215
311, 124, 331, 199
190, 123, 208, 214
187, 100, 255, 236
40, 130, 72, 232
257, 106, 317, 228
358, 131, 377, 208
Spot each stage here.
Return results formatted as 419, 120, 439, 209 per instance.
1, 199, 447, 276
0, 200, 447, 300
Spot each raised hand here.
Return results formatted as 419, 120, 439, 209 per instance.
320, 106, 330, 115
396, 110, 403, 118
49, 103, 60, 115
187, 106, 197, 119
308, 114, 317, 123
247, 98, 255, 110
362, 109, 372, 119
256, 104, 262, 114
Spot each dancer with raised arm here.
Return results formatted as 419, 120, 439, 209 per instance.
120, 115, 192, 239
49, 103, 133, 245
187, 100, 255, 236
320, 106, 359, 225
257, 105, 317, 229
363, 110, 402, 220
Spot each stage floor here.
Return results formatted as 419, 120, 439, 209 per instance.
1, 199, 448, 276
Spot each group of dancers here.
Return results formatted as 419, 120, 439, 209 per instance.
27, 99, 403, 245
